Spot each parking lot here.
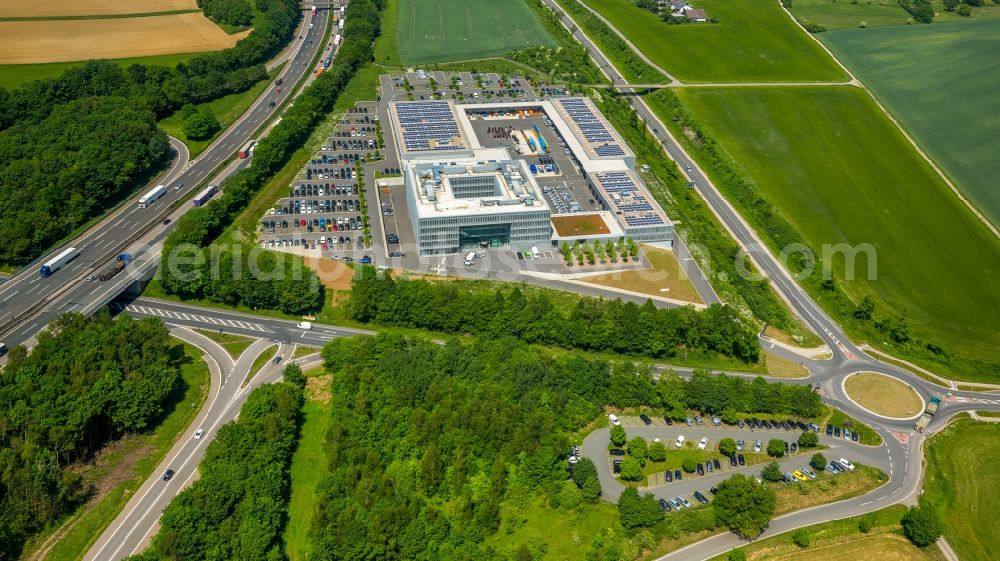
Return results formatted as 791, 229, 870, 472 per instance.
584, 414, 879, 510
378, 70, 539, 105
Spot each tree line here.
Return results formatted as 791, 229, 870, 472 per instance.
158, 0, 386, 315
0, 312, 181, 561
0, 0, 301, 267
129, 369, 305, 561
198, 0, 255, 27
348, 266, 761, 363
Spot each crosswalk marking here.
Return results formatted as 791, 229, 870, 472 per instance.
114, 303, 273, 333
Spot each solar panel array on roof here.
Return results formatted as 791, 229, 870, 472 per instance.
396, 101, 463, 152
558, 98, 625, 157
596, 172, 665, 227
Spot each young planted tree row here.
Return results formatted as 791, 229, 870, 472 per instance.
0, 313, 181, 561
348, 266, 761, 363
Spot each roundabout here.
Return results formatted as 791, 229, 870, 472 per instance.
843, 371, 924, 420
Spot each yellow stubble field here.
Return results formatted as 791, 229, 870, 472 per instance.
0, 0, 198, 18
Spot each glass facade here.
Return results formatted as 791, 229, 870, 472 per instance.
459, 224, 511, 249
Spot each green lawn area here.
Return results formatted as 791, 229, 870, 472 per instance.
158, 66, 278, 158
0, 52, 209, 90
25, 340, 209, 561
638, 447, 770, 482
292, 345, 320, 359
191, 327, 257, 359
922, 417, 1000, 561
374, 0, 401, 65
396, 0, 555, 64
788, 0, 911, 29
822, 20, 1000, 230
574, 0, 848, 82
284, 398, 331, 561
487, 495, 621, 559
667, 86, 1000, 363
824, 406, 882, 446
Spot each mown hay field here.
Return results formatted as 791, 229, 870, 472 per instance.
0, 0, 198, 18
0, 12, 247, 64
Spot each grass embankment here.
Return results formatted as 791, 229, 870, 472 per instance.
396, 0, 555, 64
158, 65, 280, 158
822, 20, 1000, 229
573, 0, 847, 82
24, 340, 209, 561
652, 86, 1000, 378
551, 0, 666, 83
0, 51, 209, 89
976, 411, 1000, 418
774, 464, 887, 515
242, 344, 278, 388
823, 407, 881, 446
284, 376, 332, 561
844, 372, 923, 418
580, 244, 703, 304
292, 345, 320, 359
191, 327, 256, 359
761, 352, 809, 378
705, 505, 937, 561
922, 418, 1000, 561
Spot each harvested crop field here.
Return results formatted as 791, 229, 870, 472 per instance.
0, 0, 197, 18
0, 13, 246, 64
551, 214, 610, 236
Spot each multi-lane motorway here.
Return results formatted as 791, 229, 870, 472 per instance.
0, 6, 330, 350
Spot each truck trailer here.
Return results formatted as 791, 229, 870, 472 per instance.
193, 185, 218, 207
915, 397, 941, 433
311, 5, 317, 16
40, 247, 79, 278
239, 140, 257, 159
138, 184, 167, 208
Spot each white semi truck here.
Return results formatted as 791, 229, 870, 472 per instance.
138, 184, 167, 208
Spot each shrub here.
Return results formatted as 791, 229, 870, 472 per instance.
683, 458, 697, 473
792, 528, 812, 548
767, 439, 786, 457
811, 452, 827, 471
901, 505, 942, 546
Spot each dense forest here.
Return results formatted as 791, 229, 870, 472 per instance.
159, 0, 385, 315
0, 313, 181, 561
198, 0, 255, 27
303, 333, 820, 560
130, 369, 304, 561
0, 0, 301, 267
348, 266, 761, 363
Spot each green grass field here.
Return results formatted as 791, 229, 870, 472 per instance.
788, 0, 912, 29
822, 20, 1000, 229
396, 0, 554, 64
284, 398, 330, 561
0, 52, 209, 90
191, 327, 256, 359
922, 417, 1000, 561
668, 86, 1000, 361
574, 0, 847, 82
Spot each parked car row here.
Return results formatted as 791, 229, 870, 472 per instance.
826, 423, 861, 442
292, 183, 359, 197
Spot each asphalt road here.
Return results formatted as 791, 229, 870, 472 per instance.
0, 7, 330, 350
83, 326, 323, 561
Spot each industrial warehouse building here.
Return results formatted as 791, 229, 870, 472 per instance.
387, 97, 673, 256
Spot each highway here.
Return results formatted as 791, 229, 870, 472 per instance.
0, 6, 331, 350
537, 0, 1000, 557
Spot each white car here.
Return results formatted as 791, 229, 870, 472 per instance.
608, 413, 621, 426
675, 435, 686, 448
697, 437, 709, 450
754, 439, 762, 453
839, 458, 856, 471
193, 429, 205, 439
297, 321, 313, 330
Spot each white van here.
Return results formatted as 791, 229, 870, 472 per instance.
674, 435, 686, 448
608, 413, 621, 426
464, 251, 476, 266
296, 321, 312, 330
531, 246, 540, 260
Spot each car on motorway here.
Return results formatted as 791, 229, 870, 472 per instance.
697, 437, 709, 450
608, 413, 620, 426
86, 274, 97, 282
163, 469, 175, 481
694, 491, 709, 504
792, 470, 808, 481
839, 458, 855, 470
754, 439, 762, 453
639, 414, 652, 425
194, 429, 205, 439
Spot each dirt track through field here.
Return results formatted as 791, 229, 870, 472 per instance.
0, 13, 248, 64
0, 0, 198, 18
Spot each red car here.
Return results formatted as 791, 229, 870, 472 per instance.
275, 87, 282, 94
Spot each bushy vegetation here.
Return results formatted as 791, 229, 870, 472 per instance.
508, 0, 607, 84
0, 312, 181, 561
348, 266, 760, 363
199, 0, 255, 27
129, 376, 305, 561
159, 0, 386, 314
0, 0, 301, 267
713, 473, 776, 538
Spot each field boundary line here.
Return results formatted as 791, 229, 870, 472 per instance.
779, 0, 1000, 240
